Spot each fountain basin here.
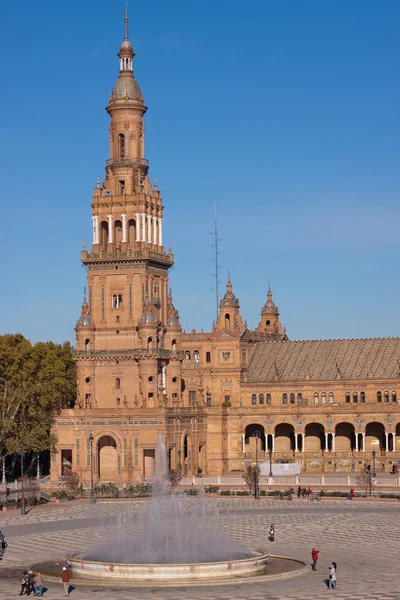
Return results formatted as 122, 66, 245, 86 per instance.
67, 550, 269, 582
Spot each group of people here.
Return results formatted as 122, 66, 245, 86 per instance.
297, 486, 313, 498
19, 566, 71, 597
19, 570, 44, 596
311, 549, 337, 588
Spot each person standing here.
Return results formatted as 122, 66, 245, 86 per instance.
19, 571, 29, 596
311, 548, 319, 571
297, 485, 301, 498
27, 570, 35, 596
33, 572, 44, 597
269, 523, 275, 542
328, 564, 336, 589
61, 567, 71, 596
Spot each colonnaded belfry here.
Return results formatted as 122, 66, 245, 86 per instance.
51, 9, 400, 484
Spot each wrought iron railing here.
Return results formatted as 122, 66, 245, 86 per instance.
105, 157, 149, 168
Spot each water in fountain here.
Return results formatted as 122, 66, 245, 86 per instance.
86, 433, 252, 564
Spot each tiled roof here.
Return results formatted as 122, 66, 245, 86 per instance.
247, 337, 400, 383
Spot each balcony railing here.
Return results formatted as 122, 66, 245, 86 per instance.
105, 157, 149, 168
82, 248, 172, 265
75, 348, 184, 359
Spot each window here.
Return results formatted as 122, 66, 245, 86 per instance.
329, 392, 334, 403
259, 393, 264, 404
384, 391, 390, 402
314, 392, 319, 404
345, 392, 350, 403
148, 392, 154, 399
84, 338, 90, 351
194, 350, 200, 363
266, 320, 271, 326
147, 337, 153, 349
116, 330, 120, 334
189, 390, 196, 405
172, 393, 178, 399
282, 393, 288, 404
119, 180, 125, 194
392, 390, 397, 402
377, 391, 382, 403
172, 377, 177, 383
360, 391, 365, 403
290, 393, 295, 404
297, 392, 303, 403
85, 393, 91, 408
266, 393, 271, 405
116, 315, 120, 322
171, 339, 177, 351
206, 352, 211, 363
185, 351, 191, 360
225, 313, 231, 328
118, 133, 125, 158
148, 376, 153, 382
115, 377, 121, 389
241, 350, 246, 364
321, 392, 326, 404
353, 391, 358, 403
224, 395, 230, 404
206, 393, 212, 407
112, 294, 122, 309
116, 397, 120, 406
85, 377, 91, 384
252, 394, 257, 405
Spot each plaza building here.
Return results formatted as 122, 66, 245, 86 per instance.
51, 12, 400, 484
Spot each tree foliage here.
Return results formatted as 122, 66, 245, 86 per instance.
242, 464, 260, 493
0, 334, 75, 457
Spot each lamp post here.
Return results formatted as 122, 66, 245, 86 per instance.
252, 431, 261, 500
268, 444, 273, 477
19, 440, 25, 516
372, 449, 376, 478
89, 433, 95, 504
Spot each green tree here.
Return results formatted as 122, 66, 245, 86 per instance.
0, 334, 75, 472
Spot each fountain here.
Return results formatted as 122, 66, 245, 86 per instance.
33, 434, 305, 585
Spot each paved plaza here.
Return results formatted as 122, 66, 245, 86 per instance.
0, 498, 399, 599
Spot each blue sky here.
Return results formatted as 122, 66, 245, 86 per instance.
0, 0, 399, 343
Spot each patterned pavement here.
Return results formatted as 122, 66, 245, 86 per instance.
0, 498, 399, 599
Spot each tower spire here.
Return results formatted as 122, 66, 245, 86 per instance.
124, 3, 129, 41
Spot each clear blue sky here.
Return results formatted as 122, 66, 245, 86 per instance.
0, 0, 399, 343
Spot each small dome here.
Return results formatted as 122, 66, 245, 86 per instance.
140, 312, 155, 324
110, 76, 142, 102
77, 314, 94, 327
168, 316, 180, 327
120, 40, 133, 51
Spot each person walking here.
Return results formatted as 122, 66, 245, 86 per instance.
311, 548, 319, 571
61, 566, 71, 596
27, 570, 35, 596
327, 564, 336, 589
19, 571, 29, 596
33, 572, 44, 597
269, 523, 275, 542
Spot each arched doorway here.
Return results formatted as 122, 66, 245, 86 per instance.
305, 423, 326, 451
335, 422, 355, 451
275, 423, 295, 452
244, 424, 266, 452
97, 435, 118, 481
143, 449, 155, 478
100, 221, 109, 250
128, 219, 136, 248
365, 422, 386, 451
114, 220, 123, 245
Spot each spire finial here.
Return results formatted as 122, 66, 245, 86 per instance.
83, 286, 87, 304
124, 3, 129, 41
268, 280, 271, 293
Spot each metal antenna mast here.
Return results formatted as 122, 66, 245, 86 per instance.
210, 203, 221, 321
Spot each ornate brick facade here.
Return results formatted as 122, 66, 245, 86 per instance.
51, 12, 400, 484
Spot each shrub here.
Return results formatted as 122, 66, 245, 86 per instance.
220, 490, 232, 496
236, 490, 251, 496
204, 485, 219, 494
123, 483, 152, 498
185, 488, 198, 495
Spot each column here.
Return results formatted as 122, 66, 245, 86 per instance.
294, 433, 298, 452
121, 214, 127, 242
385, 432, 389, 451
108, 215, 113, 243
361, 432, 365, 451
271, 433, 275, 452
392, 432, 396, 452
264, 434, 268, 453
159, 218, 163, 247
153, 216, 158, 245
147, 213, 152, 243
301, 433, 305, 452
135, 213, 141, 241
355, 432, 359, 452
242, 434, 246, 453
325, 432, 329, 451
141, 213, 146, 242
331, 433, 336, 452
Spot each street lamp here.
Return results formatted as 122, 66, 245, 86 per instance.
268, 443, 273, 477
89, 433, 95, 504
19, 440, 25, 516
252, 431, 261, 500
372, 449, 376, 478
